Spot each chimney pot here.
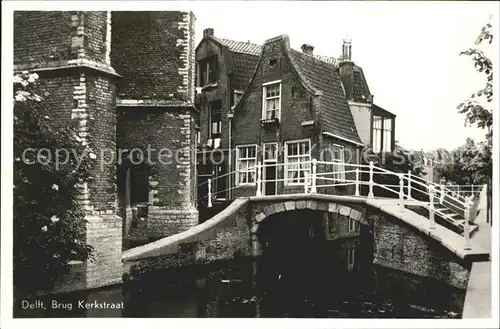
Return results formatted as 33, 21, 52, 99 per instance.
203, 28, 214, 38
301, 44, 314, 55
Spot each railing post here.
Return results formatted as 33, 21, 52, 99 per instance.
399, 174, 404, 210
368, 161, 374, 198
439, 182, 445, 205
304, 174, 309, 194
207, 178, 212, 208
355, 168, 360, 196
311, 159, 317, 194
428, 186, 435, 229
463, 196, 473, 250
406, 170, 411, 200
256, 161, 262, 197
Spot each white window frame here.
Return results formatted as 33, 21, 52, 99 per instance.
284, 139, 311, 186
382, 118, 392, 153
332, 144, 346, 181
263, 142, 278, 162
372, 115, 382, 153
262, 80, 282, 121
347, 246, 355, 269
348, 218, 359, 232
235, 144, 258, 186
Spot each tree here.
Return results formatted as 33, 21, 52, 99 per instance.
437, 20, 493, 186
14, 71, 95, 295
457, 19, 493, 145
436, 138, 491, 185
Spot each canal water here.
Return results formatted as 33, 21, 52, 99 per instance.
14, 212, 466, 318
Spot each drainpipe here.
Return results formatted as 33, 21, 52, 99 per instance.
228, 111, 233, 200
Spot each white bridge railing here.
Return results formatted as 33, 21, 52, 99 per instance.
198, 160, 478, 250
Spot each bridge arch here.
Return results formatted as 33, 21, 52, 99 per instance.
250, 199, 368, 235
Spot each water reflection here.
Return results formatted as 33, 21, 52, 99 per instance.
14, 210, 465, 318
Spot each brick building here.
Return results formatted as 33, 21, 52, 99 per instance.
230, 34, 365, 197
13, 11, 197, 292
195, 28, 262, 204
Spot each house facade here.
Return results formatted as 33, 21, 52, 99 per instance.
195, 28, 261, 204
336, 39, 396, 156
230, 35, 364, 198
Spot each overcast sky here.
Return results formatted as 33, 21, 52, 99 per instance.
186, 1, 496, 151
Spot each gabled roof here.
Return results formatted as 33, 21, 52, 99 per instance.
211, 37, 262, 91
352, 65, 372, 103
288, 49, 363, 145
214, 38, 262, 56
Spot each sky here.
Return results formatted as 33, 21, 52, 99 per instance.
186, 1, 497, 152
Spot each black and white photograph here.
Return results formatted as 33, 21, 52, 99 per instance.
1, 0, 498, 327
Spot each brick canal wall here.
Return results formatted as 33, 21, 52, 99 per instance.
124, 197, 472, 291
369, 209, 471, 289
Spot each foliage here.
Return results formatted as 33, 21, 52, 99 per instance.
14, 71, 95, 294
362, 149, 427, 200
436, 138, 491, 185
437, 21, 494, 186
457, 20, 493, 145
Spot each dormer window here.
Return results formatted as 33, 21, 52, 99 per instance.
372, 115, 393, 153
198, 56, 218, 87
262, 80, 281, 121
233, 90, 244, 109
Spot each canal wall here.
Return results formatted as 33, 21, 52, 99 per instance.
369, 210, 472, 290
123, 198, 252, 280
122, 195, 487, 291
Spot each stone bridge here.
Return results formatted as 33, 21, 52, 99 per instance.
122, 193, 489, 290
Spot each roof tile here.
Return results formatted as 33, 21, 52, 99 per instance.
288, 49, 363, 144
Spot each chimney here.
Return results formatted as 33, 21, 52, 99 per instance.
301, 44, 314, 55
203, 28, 214, 38
338, 39, 354, 101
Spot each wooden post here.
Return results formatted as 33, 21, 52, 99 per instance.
311, 159, 317, 194
256, 161, 262, 197
368, 161, 374, 198
463, 196, 473, 250
207, 178, 212, 208
428, 186, 435, 229
399, 174, 404, 210
407, 170, 411, 200
355, 168, 360, 196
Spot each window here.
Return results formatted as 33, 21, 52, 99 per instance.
383, 118, 392, 152
347, 246, 355, 270
348, 218, 359, 232
262, 81, 281, 120
236, 145, 257, 185
332, 144, 346, 181
233, 90, 244, 109
285, 140, 311, 185
372, 115, 382, 153
209, 100, 222, 139
263, 142, 278, 162
198, 56, 218, 87
372, 115, 393, 153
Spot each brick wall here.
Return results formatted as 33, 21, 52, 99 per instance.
370, 210, 471, 289
196, 36, 232, 150
14, 11, 122, 293
111, 11, 192, 101
14, 11, 74, 65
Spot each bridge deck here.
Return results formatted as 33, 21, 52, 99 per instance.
463, 185, 492, 318
123, 193, 489, 263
